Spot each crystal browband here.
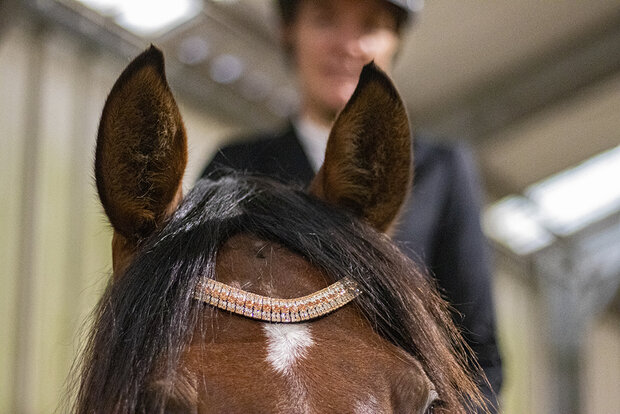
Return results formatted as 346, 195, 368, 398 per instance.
193, 277, 361, 323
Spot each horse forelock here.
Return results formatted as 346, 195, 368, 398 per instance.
72, 174, 486, 413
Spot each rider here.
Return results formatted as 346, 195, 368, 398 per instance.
201, 1, 503, 410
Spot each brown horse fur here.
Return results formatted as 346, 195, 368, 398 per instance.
72, 46, 490, 413
94, 46, 186, 277
309, 62, 412, 234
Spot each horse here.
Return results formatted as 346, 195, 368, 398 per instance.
71, 46, 488, 413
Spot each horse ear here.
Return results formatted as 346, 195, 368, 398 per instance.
95, 46, 187, 273
309, 62, 412, 233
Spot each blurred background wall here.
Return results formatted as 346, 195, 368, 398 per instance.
0, 0, 619, 413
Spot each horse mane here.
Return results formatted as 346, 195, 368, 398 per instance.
70, 174, 486, 413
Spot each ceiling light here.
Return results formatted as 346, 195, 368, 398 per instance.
484, 196, 555, 255
209, 54, 244, 84
484, 145, 620, 255
526, 145, 620, 236
177, 36, 210, 65
74, 0, 202, 37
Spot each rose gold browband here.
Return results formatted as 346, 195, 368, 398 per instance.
193, 277, 360, 323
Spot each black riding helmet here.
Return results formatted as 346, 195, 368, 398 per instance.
276, 0, 422, 34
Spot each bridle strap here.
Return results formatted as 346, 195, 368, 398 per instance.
193, 277, 360, 323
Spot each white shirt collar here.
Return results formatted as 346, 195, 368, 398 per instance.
293, 116, 330, 173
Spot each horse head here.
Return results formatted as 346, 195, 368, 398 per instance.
77, 46, 487, 413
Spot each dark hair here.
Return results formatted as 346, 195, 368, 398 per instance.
276, 0, 411, 34
71, 174, 487, 413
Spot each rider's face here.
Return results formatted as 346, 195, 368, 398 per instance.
285, 0, 400, 122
